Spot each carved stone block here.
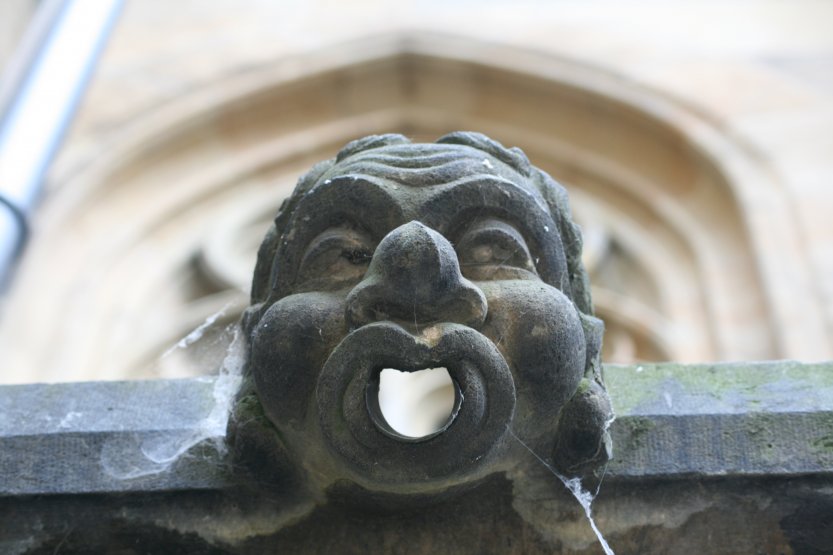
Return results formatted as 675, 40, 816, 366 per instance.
231, 132, 613, 505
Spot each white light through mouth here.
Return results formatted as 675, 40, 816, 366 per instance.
378, 367, 456, 438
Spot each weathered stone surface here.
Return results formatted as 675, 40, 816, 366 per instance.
4, 474, 830, 555
3, 132, 832, 552
232, 132, 613, 503
0, 377, 232, 495
606, 360, 833, 478
2, 361, 831, 497
1, 361, 831, 553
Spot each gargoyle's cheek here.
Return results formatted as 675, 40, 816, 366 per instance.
479, 281, 586, 438
250, 292, 346, 430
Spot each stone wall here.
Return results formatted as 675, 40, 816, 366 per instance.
1, 1, 832, 382
2, 361, 830, 553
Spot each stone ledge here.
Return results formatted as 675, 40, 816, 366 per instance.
605, 360, 833, 479
1, 360, 831, 496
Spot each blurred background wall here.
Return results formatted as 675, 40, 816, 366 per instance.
1, 0, 831, 383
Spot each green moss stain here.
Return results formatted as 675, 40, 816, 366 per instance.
811, 413, 833, 452
604, 360, 833, 415
575, 378, 592, 396
617, 416, 655, 449
813, 436, 833, 452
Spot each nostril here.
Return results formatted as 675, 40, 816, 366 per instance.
345, 289, 405, 328
346, 279, 487, 329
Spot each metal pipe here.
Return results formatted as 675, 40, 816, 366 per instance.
0, 0, 123, 289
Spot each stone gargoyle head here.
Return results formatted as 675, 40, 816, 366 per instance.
231, 132, 612, 502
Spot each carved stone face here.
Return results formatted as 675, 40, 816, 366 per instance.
239, 133, 611, 497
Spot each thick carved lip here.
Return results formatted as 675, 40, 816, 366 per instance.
316, 322, 516, 488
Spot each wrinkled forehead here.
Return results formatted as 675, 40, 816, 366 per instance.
314, 143, 549, 211
263, 142, 571, 299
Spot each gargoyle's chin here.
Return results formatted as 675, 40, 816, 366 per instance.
314, 322, 516, 494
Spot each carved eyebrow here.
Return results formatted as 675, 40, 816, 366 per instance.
454, 175, 549, 211
297, 175, 406, 238
420, 177, 552, 237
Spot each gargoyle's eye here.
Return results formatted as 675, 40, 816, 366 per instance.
297, 227, 375, 290
456, 219, 537, 280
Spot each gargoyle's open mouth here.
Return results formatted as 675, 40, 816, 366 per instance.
316, 322, 516, 489
369, 365, 462, 441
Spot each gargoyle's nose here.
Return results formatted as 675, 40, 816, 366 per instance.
346, 221, 487, 329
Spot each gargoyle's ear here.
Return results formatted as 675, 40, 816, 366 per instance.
554, 314, 612, 479
552, 378, 613, 477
